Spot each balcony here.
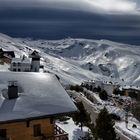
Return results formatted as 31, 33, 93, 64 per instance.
42, 124, 68, 140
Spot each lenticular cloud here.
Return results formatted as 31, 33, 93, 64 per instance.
0, 0, 138, 14
86, 0, 137, 12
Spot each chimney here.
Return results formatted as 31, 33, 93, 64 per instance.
8, 81, 18, 99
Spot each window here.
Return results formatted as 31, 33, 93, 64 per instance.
18, 62, 21, 66
18, 68, 21, 72
26, 120, 30, 127
13, 62, 16, 66
13, 68, 16, 72
0, 129, 7, 138
50, 118, 54, 124
33, 124, 41, 137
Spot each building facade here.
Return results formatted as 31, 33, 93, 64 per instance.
10, 51, 41, 72
0, 72, 77, 140
0, 118, 69, 140
0, 48, 15, 65
29, 51, 41, 72
10, 58, 31, 72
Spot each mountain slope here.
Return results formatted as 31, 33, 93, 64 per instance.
0, 33, 140, 86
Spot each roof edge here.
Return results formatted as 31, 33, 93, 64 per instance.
0, 111, 77, 124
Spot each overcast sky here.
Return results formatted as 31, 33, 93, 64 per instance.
0, 0, 140, 45
0, 0, 139, 14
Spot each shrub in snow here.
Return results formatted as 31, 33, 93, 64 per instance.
110, 113, 121, 121
132, 104, 140, 122
96, 86, 101, 92
113, 88, 124, 96
128, 91, 137, 99
99, 90, 108, 101
94, 108, 119, 140
69, 85, 83, 92
72, 102, 91, 131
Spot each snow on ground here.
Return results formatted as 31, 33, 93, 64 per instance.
76, 88, 140, 140
0, 63, 9, 71
0, 33, 140, 139
0, 33, 140, 87
116, 120, 140, 140
19, 37, 140, 86
57, 118, 89, 140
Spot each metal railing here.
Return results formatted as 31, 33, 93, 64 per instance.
42, 124, 68, 140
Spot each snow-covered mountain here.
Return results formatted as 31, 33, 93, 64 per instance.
0, 33, 140, 86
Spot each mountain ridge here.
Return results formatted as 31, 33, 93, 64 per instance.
0, 33, 140, 87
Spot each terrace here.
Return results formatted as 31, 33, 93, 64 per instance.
42, 124, 68, 140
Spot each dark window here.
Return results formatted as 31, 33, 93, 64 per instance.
50, 118, 54, 124
18, 63, 21, 66
0, 129, 7, 138
13, 68, 16, 72
13, 62, 16, 66
18, 69, 21, 72
33, 124, 41, 137
26, 120, 30, 127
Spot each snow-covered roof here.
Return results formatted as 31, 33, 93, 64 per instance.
11, 58, 31, 64
0, 72, 77, 123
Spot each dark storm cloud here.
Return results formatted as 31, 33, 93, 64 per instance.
0, 0, 140, 45
0, 0, 139, 14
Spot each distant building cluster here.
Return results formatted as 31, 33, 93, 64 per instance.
82, 80, 119, 95
0, 48, 42, 72
82, 80, 140, 98
10, 57, 31, 72
10, 50, 41, 72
